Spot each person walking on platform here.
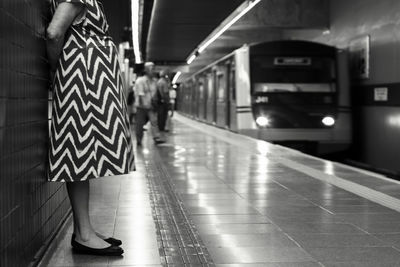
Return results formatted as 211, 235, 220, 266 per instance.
156, 70, 171, 132
169, 86, 177, 116
127, 82, 136, 124
46, 0, 135, 256
164, 86, 177, 131
134, 62, 165, 146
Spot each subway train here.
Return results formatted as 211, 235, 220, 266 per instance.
177, 40, 352, 154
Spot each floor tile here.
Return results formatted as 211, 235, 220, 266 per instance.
190, 214, 271, 224
202, 233, 298, 248
305, 247, 400, 262
277, 222, 364, 234
215, 264, 320, 267
107, 248, 161, 265
209, 247, 314, 264
290, 233, 387, 247
196, 223, 281, 235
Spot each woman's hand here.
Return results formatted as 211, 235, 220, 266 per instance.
46, 2, 84, 72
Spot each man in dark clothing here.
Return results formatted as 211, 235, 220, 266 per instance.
156, 70, 171, 132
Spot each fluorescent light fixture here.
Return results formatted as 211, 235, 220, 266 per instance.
131, 0, 142, 64
198, 0, 261, 54
172, 71, 182, 84
187, 54, 197, 65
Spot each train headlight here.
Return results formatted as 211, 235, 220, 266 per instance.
322, 116, 335, 127
256, 116, 270, 127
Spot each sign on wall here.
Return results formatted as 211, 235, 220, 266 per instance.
349, 35, 370, 80
374, 87, 388, 102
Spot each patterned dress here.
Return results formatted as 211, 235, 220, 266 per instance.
48, 0, 135, 182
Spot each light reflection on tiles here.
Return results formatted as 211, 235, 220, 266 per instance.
153, 116, 400, 266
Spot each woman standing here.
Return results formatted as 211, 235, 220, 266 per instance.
46, 0, 134, 256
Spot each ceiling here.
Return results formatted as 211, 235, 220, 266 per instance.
145, 0, 243, 65
104, 0, 331, 82
101, 0, 131, 45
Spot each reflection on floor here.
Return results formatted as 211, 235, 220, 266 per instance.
41, 114, 400, 267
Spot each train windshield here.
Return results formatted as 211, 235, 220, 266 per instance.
251, 55, 336, 93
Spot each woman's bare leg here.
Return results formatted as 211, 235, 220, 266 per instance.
66, 181, 109, 248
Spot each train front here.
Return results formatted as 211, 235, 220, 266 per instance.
247, 41, 351, 154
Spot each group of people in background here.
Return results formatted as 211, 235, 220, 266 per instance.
127, 62, 176, 146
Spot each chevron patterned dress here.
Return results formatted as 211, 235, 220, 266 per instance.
48, 0, 135, 182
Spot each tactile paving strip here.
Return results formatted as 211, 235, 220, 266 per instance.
145, 156, 215, 266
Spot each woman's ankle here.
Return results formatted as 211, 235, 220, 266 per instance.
74, 229, 96, 242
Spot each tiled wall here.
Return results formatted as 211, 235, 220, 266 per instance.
0, 1, 70, 266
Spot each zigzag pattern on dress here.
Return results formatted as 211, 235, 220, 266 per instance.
48, 43, 134, 182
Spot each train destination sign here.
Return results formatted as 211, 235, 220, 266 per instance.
274, 57, 312, 66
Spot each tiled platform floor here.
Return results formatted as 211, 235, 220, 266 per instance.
41, 114, 400, 266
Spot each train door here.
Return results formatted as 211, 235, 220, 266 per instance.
185, 82, 190, 114
197, 78, 201, 119
194, 78, 199, 119
198, 76, 206, 121
203, 74, 208, 121
206, 72, 215, 123
212, 69, 218, 124
204, 76, 208, 120
228, 60, 237, 131
216, 64, 227, 127
187, 81, 193, 115
191, 79, 197, 117
226, 61, 231, 128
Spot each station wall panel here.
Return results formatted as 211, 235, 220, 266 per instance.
0, 1, 70, 266
282, 0, 400, 174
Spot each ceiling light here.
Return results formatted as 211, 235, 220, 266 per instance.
172, 71, 182, 84
198, 0, 261, 54
131, 0, 142, 64
187, 54, 197, 65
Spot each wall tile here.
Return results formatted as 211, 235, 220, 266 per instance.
0, 2, 69, 267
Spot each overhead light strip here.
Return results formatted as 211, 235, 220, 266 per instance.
186, 54, 197, 65
131, 0, 142, 64
172, 71, 182, 84
198, 0, 261, 53
185, 0, 261, 65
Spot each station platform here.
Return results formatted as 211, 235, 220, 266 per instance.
39, 114, 400, 267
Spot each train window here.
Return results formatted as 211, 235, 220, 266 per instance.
199, 81, 204, 100
217, 72, 226, 103
207, 74, 213, 101
253, 83, 335, 93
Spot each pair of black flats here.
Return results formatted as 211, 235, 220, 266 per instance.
71, 234, 123, 256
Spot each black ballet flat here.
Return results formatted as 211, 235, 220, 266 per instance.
72, 234, 122, 246
104, 237, 122, 246
71, 237, 123, 256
